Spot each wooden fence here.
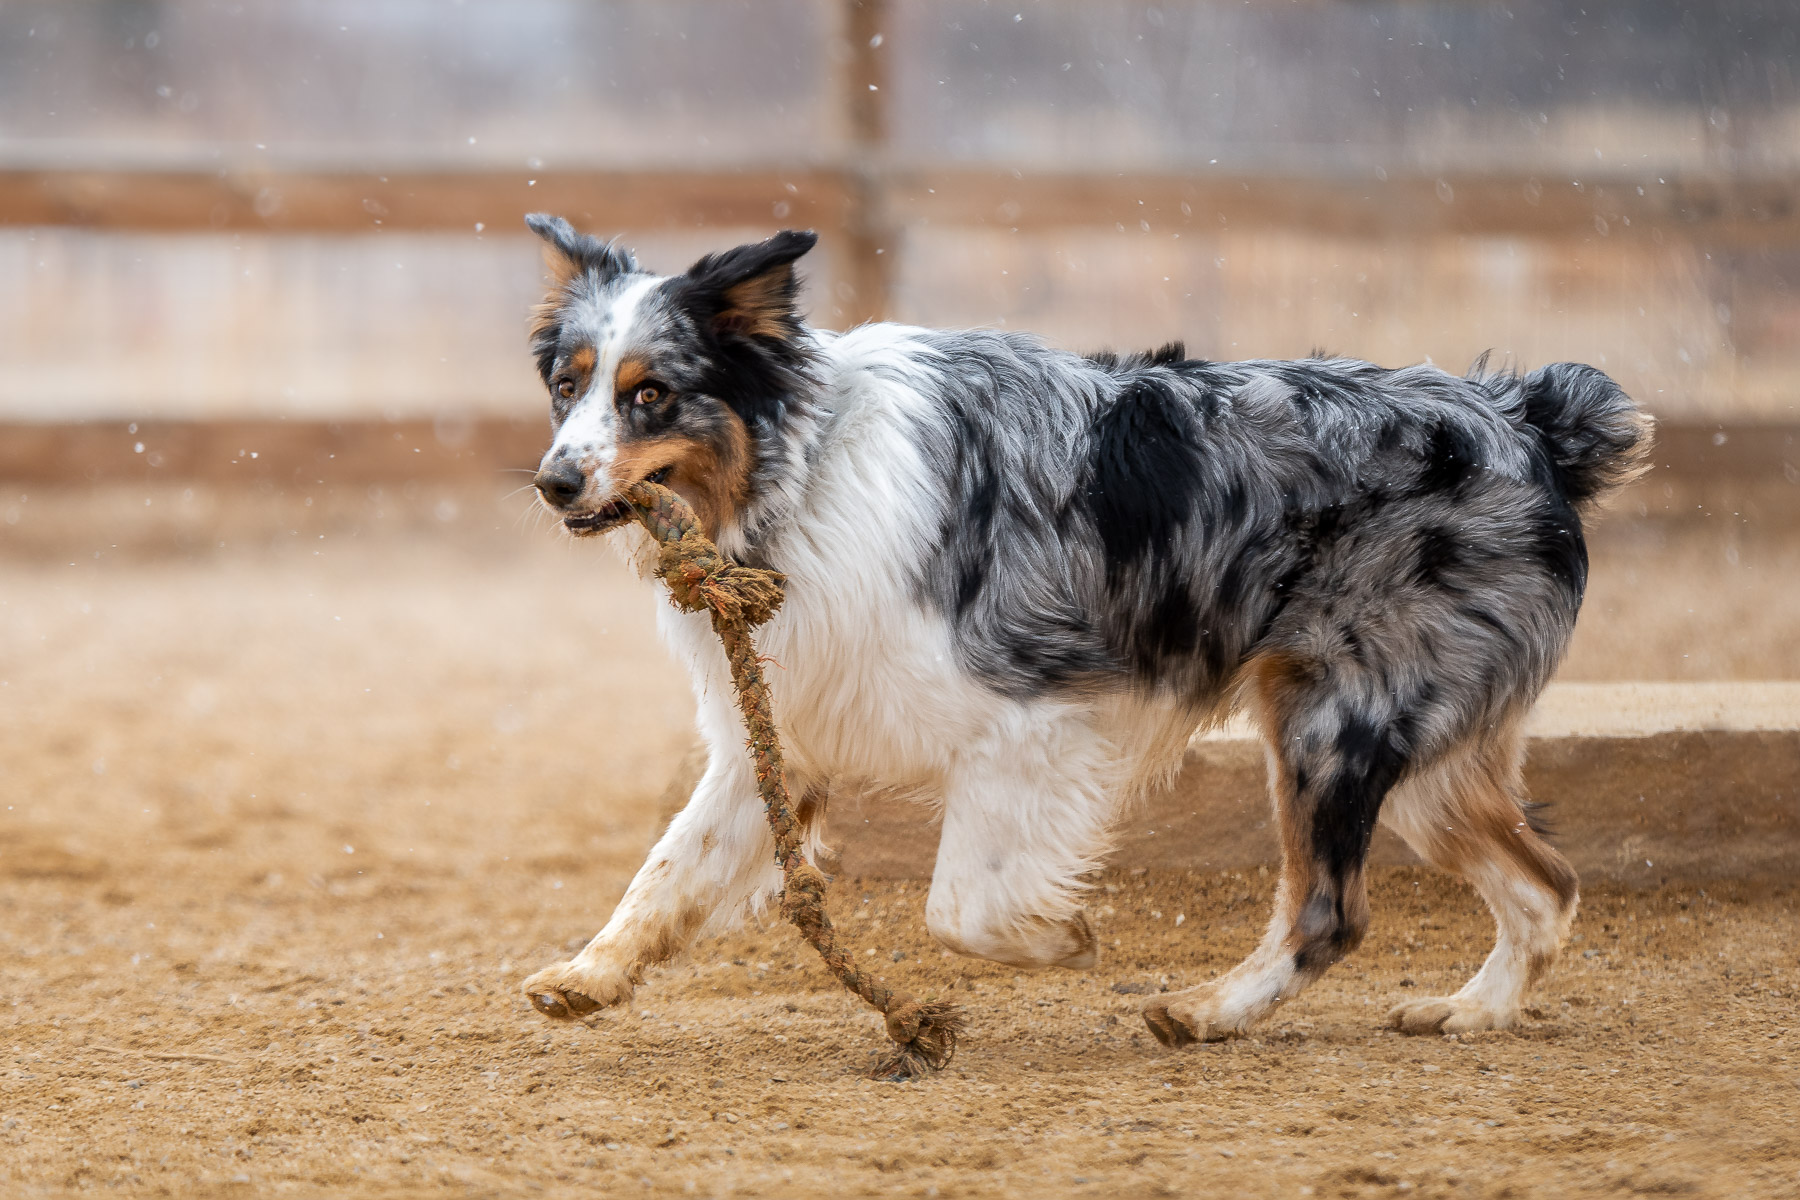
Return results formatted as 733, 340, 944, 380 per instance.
1, 0, 1796, 425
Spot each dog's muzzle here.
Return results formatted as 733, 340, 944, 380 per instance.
535, 463, 672, 536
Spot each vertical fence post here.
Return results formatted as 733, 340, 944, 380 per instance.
839, 0, 892, 326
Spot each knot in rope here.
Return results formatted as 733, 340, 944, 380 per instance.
780, 862, 830, 929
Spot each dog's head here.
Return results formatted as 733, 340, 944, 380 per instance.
525, 215, 817, 538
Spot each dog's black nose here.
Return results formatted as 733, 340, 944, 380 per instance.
534, 460, 584, 509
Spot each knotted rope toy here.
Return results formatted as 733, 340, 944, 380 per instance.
622, 479, 964, 1079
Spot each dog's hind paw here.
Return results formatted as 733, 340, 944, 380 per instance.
1140, 1000, 1199, 1048
1387, 994, 1513, 1035
521, 960, 634, 1021
1139, 983, 1249, 1048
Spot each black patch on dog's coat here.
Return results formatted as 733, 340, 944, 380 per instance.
1412, 525, 1465, 590
1418, 420, 1481, 493
1082, 376, 1207, 581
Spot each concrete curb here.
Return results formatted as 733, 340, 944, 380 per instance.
804, 684, 1800, 885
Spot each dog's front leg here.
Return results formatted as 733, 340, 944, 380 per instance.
522, 746, 776, 1020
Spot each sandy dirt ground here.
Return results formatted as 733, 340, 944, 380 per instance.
2, 486, 1798, 1198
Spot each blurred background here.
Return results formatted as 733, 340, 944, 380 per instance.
2, 0, 1798, 425
1, 0, 1796, 891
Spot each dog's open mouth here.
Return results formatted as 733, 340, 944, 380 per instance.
563, 466, 672, 535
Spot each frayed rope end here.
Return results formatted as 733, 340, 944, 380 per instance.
871, 999, 965, 1080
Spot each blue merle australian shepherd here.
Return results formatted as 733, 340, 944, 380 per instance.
518, 218, 1652, 1047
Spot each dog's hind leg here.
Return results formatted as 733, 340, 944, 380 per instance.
1381, 717, 1579, 1034
522, 732, 784, 1021
924, 719, 1113, 970
1143, 655, 1409, 1046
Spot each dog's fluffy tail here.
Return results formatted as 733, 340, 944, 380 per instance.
1515, 362, 1655, 512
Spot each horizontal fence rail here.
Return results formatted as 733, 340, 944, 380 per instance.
4, 165, 1797, 240
0, 418, 1790, 488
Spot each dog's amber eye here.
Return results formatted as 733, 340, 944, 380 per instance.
635, 385, 662, 405
556, 379, 576, 400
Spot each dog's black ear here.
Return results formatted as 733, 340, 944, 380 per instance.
525, 213, 637, 287
683, 230, 817, 341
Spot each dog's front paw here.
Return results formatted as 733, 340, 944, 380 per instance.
1387, 994, 1513, 1035
1140, 983, 1248, 1047
521, 959, 634, 1021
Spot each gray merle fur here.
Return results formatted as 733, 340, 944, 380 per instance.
898, 337, 1640, 734
883, 336, 1646, 977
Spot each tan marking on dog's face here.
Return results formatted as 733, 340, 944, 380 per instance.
614, 355, 651, 397
607, 411, 754, 539
544, 343, 598, 407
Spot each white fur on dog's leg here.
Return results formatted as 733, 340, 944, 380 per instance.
1389, 868, 1575, 1035
1142, 881, 1304, 1045
1380, 753, 1579, 1036
522, 736, 778, 1020
924, 718, 1113, 970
